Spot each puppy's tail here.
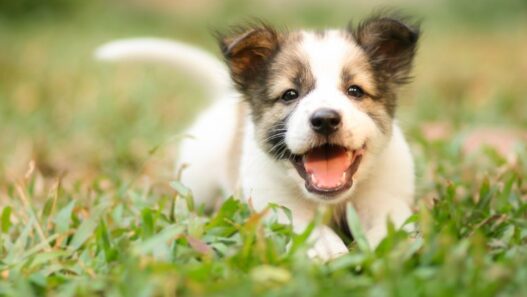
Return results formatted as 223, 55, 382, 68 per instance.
95, 38, 232, 98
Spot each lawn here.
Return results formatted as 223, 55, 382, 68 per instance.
0, 0, 526, 296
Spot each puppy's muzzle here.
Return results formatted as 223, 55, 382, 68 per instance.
310, 108, 342, 135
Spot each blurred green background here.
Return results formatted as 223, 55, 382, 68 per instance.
0, 0, 526, 185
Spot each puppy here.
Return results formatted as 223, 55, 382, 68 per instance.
96, 13, 420, 260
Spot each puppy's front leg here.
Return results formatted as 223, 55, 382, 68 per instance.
352, 193, 413, 249
286, 208, 348, 261
306, 225, 349, 261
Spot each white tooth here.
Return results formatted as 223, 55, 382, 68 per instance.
310, 174, 318, 184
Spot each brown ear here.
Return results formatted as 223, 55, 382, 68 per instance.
352, 15, 420, 85
218, 24, 280, 87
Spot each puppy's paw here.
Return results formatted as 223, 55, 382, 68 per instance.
307, 240, 349, 262
306, 226, 349, 262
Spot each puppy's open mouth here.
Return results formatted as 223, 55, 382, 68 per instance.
291, 144, 364, 197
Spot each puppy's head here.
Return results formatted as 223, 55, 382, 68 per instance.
219, 15, 419, 203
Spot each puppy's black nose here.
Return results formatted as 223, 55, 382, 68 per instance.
310, 108, 341, 135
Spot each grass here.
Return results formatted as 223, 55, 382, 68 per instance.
1, 0, 527, 296
1, 144, 525, 296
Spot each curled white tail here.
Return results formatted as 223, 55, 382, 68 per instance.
95, 38, 232, 98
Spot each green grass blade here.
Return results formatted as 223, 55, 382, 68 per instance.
346, 203, 370, 253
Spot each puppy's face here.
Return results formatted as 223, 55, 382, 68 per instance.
220, 16, 419, 203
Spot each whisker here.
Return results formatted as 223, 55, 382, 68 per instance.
262, 132, 287, 142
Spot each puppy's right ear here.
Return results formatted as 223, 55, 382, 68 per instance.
217, 24, 280, 87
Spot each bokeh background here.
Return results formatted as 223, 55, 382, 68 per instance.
1, 0, 526, 192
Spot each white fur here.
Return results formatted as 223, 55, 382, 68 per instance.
96, 33, 415, 261
177, 96, 241, 208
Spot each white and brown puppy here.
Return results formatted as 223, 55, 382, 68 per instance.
96, 14, 420, 260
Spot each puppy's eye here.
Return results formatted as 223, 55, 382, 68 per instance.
347, 85, 365, 99
281, 89, 299, 102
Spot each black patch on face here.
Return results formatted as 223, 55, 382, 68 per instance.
243, 67, 277, 123
265, 114, 293, 161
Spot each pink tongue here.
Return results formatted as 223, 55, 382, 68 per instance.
303, 146, 352, 189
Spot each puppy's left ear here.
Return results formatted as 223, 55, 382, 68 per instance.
218, 24, 281, 88
352, 16, 420, 85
